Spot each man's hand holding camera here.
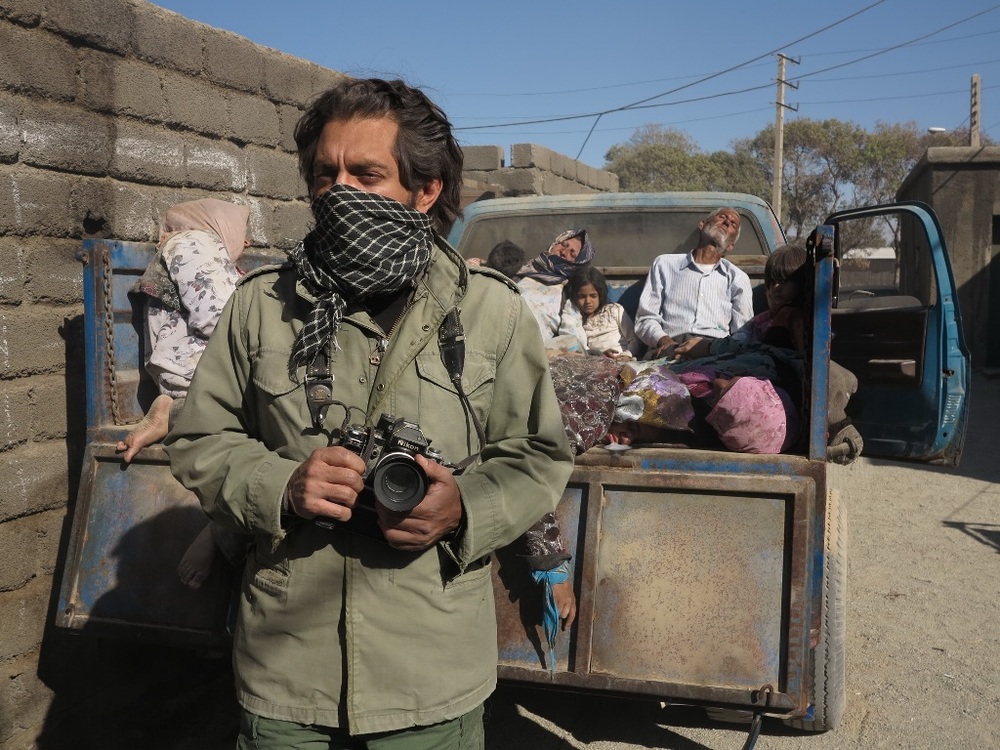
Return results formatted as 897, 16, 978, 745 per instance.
286, 446, 367, 522
378, 454, 462, 551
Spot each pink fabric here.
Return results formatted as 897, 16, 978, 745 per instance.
159, 199, 250, 263
706, 376, 798, 454
676, 367, 718, 399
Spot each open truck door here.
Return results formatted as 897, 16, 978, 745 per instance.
825, 202, 970, 466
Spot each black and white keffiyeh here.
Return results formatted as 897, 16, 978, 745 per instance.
288, 184, 434, 375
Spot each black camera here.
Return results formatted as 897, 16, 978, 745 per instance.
341, 412, 444, 513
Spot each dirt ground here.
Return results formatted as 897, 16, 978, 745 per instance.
28, 374, 998, 750
484, 372, 1000, 749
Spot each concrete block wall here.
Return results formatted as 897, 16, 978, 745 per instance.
0, 1, 342, 746
462, 142, 619, 196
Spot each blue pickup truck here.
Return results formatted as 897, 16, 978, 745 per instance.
56, 192, 969, 739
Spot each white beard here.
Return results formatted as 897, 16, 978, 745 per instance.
702, 224, 731, 250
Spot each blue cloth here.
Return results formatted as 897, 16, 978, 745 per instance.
530, 560, 571, 674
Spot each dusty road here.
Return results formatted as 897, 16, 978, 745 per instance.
484, 372, 1000, 750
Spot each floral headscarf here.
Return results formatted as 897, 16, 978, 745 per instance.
159, 198, 250, 264
516, 229, 594, 285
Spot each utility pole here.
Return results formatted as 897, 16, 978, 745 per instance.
772, 53, 799, 222
970, 73, 981, 147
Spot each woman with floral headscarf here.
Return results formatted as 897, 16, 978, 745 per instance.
515, 228, 594, 352
116, 198, 251, 589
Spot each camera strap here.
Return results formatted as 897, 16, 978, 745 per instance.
438, 308, 485, 470
306, 350, 337, 430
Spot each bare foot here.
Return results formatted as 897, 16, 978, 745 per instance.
115, 394, 173, 463
177, 525, 216, 590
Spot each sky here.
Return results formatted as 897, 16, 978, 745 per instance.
150, 0, 1000, 169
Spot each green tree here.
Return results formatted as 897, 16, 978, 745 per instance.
604, 124, 768, 196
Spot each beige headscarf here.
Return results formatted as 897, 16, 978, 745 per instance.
158, 198, 250, 263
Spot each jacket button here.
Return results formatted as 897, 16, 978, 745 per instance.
422, 324, 430, 331
376, 384, 385, 391
359, 376, 366, 384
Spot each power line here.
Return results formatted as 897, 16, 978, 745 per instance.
454, 0, 890, 144
795, 5, 1000, 82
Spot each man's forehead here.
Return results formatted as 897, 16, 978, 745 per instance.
715, 209, 740, 222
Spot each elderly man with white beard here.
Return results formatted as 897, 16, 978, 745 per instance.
634, 207, 754, 359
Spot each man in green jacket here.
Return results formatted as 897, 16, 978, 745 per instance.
165, 78, 574, 749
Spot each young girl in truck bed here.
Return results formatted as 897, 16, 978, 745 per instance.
564, 266, 641, 360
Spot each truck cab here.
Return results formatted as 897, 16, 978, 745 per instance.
56, 193, 969, 736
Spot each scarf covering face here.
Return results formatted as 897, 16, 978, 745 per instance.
159, 198, 250, 263
516, 228, 594, 285
288, 184, 435, 374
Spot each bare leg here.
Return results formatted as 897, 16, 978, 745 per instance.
115, 394, 173, 463
177, 525, 217, 590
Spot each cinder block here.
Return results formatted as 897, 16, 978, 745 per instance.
26, 238, 81, 305
0, 93, 19, 162
0, 643, 53, 742
185, 137, 247, 192
0, 166, 77, 237
109, 118, 185, 186
0, 441, 69, 521
490, 167, 543, 196
263, 52, 318, 106
162, 71, 229, 139
0, 21, 76, 101
0, 235, 25, 304
268, 199, 312, 249
543, 172, 597, 196
0, 577, 50, 661
246, 145, 303, 200
0, 306, 78, 377
20, 99, 113, 175
132, 4, 203, 75
0, 511, 52, 591
79, 50, 166, 121
277, 102, 304, 154
227, 91, 281, 148
309, 68, 349, 101
511, 143, 554, 172
42, 0, 133, 55
203, 25, 266, 94
0, 378, 33, 450
462, 146, 504, 171
240, 195, 270, 248
551, 152, 576, 181
70, 176, 158, 242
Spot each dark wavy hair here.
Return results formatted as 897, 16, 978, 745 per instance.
764, 244, 808, 299
566, 265, 609, 312
294, 78, 464, 235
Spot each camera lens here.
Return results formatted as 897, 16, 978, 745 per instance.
371, 454, 427, 512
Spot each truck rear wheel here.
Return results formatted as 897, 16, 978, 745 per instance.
784, 489, 847, 732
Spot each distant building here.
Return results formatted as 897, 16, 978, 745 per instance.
897, 146, 1000, 369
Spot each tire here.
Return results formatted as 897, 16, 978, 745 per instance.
784, 489, 847, 732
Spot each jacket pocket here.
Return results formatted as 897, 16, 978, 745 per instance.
252, 348, 301, 397
414, 350, 495, 430
250, 348, 310, 431
443, 557, 492, 592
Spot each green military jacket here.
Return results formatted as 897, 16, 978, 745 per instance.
165, 242, 574, 734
